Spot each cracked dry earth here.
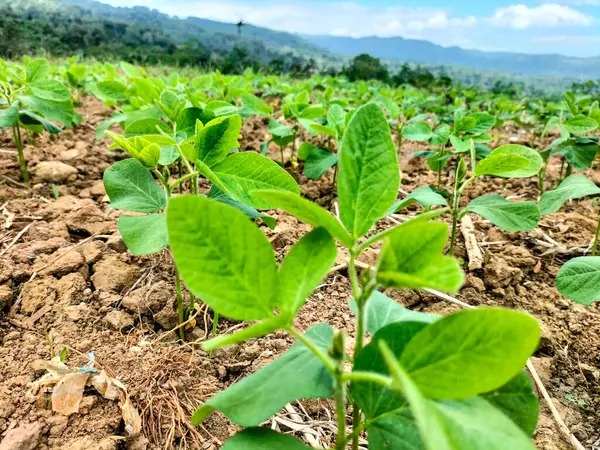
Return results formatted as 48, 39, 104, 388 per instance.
0, 97, 598, 449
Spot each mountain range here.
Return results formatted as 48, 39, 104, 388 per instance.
6, 0, 600, 80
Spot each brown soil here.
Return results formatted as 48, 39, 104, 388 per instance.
0, 98, 598, 450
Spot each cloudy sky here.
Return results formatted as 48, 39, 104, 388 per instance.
102, 1, 600, 57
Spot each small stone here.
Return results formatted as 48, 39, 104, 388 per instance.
34, 161, 78, 183
20, 277, 57, 314
57, 272, 87, 304
0, 421, 43, 450
30, 359, 49, 373
153, 304, 178, 330
0, 398, 15, 419
63, 304, 91, 322
46, 415, 69, 437
3, 331, 20, 343
58, 149, 80, 162
538, 320, 555, 354
126, 435, 149, 450
91, 256, 141, 292
242, 342, 261, 358
89, 181, 106, 197
81, 241, 104, 265
79, 395, 98, 413
106, 234, 127, 253
0, 284, 14, 310
103, 310, 134, 331
464, 274, 486, 292
33, 250, 84, 277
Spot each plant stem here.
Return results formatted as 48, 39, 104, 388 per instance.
12, 124, 29, 182
174, 265, 185, 341
334, 360, 347, 449
287, 327, 336, 373
449, 189, 460, 256
592, 214, 600, 256
538, 160, 548, 194
279, 146, 285, 166
342, 371, 393, 386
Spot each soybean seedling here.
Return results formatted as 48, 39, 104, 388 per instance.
167, 103, 541, 450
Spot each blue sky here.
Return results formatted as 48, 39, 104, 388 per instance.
102, 1, 600, 57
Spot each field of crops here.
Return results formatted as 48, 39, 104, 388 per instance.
0, 57, 599, 450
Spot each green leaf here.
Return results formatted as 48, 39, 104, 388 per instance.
359, 291, 437, 335
190, 74, 213, 91
125, 118, 170, 137
30, 80, 71, 103
103, 159, 167, 213
402, 121, 432, 141
26, 59, 49, 83
475, 153, 529, 178
478, 145, 543, 178
19, 111, 62, 134
200, 152, 300, 210
310, 123, 337, 138
455, 115, 477, 133
468, 113, 496, 134
430, 124, 450, 146
551, 142, 597, 171
556, 256, 600, 305
299, 105, 326, 120
222, 428, 313, 450
379, 341, 452, 450
196, 114, 242, 167
539, 174, 600, 214
462, 195, 540, 231
328, 104, 346, 137
192, 324, 334, 426
387, 186, 448, 215
278, 228, 337, 316
482, 372, 540, 436
93, 81, 129, 103
118, 214, 168, 255
564, 116, 598, 135
251, 190, 354, 247
304, 148, 338, 179
377, 221, 463, 292
167, 195, 278, 320
353, 321, 430, 418
208, 186, 276, 229
0, 103, 19, 128
339, 103, 400, 238
399, 308, 540, 399
240, 93, 272, 117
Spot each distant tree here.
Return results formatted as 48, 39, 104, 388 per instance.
344, 54, 389, 82
236, 19, 244, 37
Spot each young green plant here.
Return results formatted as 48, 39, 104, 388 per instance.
167, 103, 541, 449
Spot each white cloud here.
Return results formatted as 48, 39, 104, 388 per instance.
491, 3, 593, 29
102, 0, 476, 38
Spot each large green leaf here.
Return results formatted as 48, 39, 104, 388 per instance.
551, 142, 597, 171
29, 80, 71, 103
328, 104, 345, 137
191, 324, 334, 426
402, 122, 432, 141
167, 195, 277, 320
359, 291, 437, 335
251, 190, 354, 247
93, 80, 129, 103
399, 308, 540, 399
377, 221, 463, 292
353, 322, 429, 418
468, 113, 496, 134
118, 214, 168, 255
304, 148, 338, 179
478, 145, 542, 178
26, 59, 50, 84
338, 103, 400, 237
0, 103, 19, 128
379, 342, 452, 450
103, 159, 167, 213
556, 256, 600, 305
564, 116, 598, 135
462, 195, 540, 231
222, 428, 312, 450
195, 114, 242, 167
278, 228, 337, 316
475, 154, 529, 178
482, 371, 540, 436
125, 118, 170, 137
538, 174, 600, 214
19, 96, 74, 127
200, 152, 300, 209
